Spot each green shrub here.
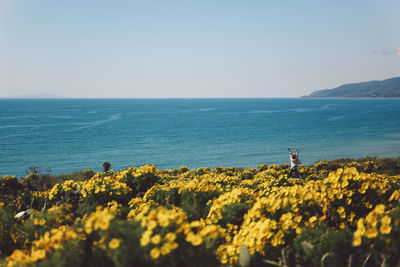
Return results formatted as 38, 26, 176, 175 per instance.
103, 162, 111, 172
35, 240, 86, 267
0, 206, 24, 256
149, 188, 181, 208
293, 224, 354, 267
257, 164, 268, 172
105, 220, 147, 267
122, 167, 160, 197
180, 191, 219, 221
219, 202, 250, 227
83, 169, 95, 179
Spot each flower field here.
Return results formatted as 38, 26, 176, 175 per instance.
1, 160, 400, 266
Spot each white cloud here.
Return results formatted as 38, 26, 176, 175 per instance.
372, 48, 400, 57
382, 48, 394, 55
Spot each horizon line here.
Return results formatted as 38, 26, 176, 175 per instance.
2, 97, 399, 100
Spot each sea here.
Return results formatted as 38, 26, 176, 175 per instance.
1, 98, 399, 177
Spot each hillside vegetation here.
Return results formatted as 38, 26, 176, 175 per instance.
1, 158, 400, 266
303, 77, 400, 98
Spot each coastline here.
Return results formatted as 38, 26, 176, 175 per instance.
6, 156, 400, 182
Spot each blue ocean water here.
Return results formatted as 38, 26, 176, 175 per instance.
0, 98, 399, 177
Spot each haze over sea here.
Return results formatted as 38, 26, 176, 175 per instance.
1, 98, 399, 177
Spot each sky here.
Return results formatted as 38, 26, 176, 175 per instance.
0, 0, 399, 98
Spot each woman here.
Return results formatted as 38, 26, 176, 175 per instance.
288, 148, 301, 178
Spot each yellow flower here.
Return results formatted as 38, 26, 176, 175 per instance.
168, 241, 178, 250
365, 228, 378, 239
374, 204, 385, 215
309, 216, 317, 224
150, 248, 160, 259
186, 232, 203, 246
85, 219, 93, 234
39, 218, 46, 226
31, 249, 46, 261
160, 243, 171, 255
159, 218, 169, 227
33, 218, 39, 225
94, 217, 110, 231
165, 232, 177, 242
356, 224, 366, 235
108, 238, 120, 249
389, 191, 400, 202
140, 230, 152, 246
380, 224, 392, 235
381, 215, 391, 226
352, 235, 362, 246
147, 220, 157, 230
337, 206, 345, 214
271, 230, 284, 247
366, 213, 378, 227
293, 215, 302, 224
357, 218, 365, 228
151, 234, 161, 245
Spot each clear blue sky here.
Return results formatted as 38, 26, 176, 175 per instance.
1, 0, 399, 98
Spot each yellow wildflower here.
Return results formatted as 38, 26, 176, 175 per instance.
186, 232, 203, 246
140, 230, 152, 246
309, 216, 317, 224
160, 243, 171, 255
147, 220, 157, 230
31, 249, 46, 261
150, 248, 160, 259
151, 234, 162, 245
374, 204, 385, 215
365, 228, 378, 239
165, 232, 177, 242
381, 215, 391, 226
108, 238, 121, 249
352, 235, 362, 247
380, 224, 392, 235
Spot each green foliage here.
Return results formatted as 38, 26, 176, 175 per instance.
180, 191, 218, 221
0, 175, 25, 204
257, 164, 268, 172
82, 246, 116, 267
122, 168, 160, 197
220, 202, 250, 227
51, 170, 95, 182
77, 199, 101, 217
103, 221, 147, 267
0, 206, 23, 256
191, 167, 211, 176
35, 240, 86, 267
103, 162, 111, 172
149, 188, 181, 207
294, 224, 354, 267
239, 169, 256, 180
22, 167, 95, 195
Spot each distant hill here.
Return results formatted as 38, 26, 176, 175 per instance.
302, 77, 400, 98
6, 94, 65, 98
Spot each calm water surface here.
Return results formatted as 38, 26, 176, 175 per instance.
1, 98, 399, 176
